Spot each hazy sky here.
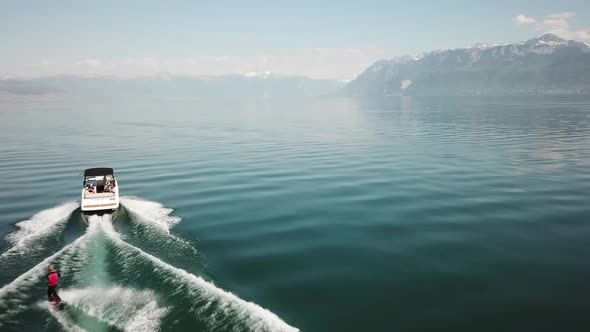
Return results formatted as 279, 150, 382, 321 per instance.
2, 0, 590, 80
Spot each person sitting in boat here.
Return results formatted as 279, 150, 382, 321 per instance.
87, 183, 96, 193
104, 181, 112, 192
107, 180, 116, 191
47, 264, 62, 304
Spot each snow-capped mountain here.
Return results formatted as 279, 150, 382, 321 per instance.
345, 34, 590, 96
243, 71, 273, 78
470, 42, 506, 50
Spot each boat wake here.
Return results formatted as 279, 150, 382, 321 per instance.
0, 198, 297, 331
0, 202, 78, 261
120, 197, 198, 256
43, 286, 169, 332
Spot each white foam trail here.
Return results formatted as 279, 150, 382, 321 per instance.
124, 301, 167, 332
120, 197, 180, 232
0, 235, 87, 300
97, 218, 298, 332
58, 287, 168, 332
58, 214, 111, 282
40, 302, 88, 332
0, 221, 101, 326
0, 238, 83, 326
1, 202, 78, 259
120, 197, 195, 252
57, 233, 91, 281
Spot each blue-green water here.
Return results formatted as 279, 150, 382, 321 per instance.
1, 95, 590, 331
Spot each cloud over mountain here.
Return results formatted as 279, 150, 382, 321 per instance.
515, 12, 590, 44
513, 14, 536, 25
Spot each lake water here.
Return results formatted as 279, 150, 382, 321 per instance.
0, 95, 589, 331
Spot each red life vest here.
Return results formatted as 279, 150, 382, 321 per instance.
48, 271, 59, 286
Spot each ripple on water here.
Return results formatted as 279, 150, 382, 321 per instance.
1, 96, 590, 331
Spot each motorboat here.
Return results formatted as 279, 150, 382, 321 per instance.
81, 167, 119, 214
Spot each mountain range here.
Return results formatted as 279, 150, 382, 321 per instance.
3, 34, 589, 99
345, 34, 590, 96
0, 73, 343, 99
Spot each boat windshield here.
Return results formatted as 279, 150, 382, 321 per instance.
84, 178, 97, 186
84, 175, 113, 184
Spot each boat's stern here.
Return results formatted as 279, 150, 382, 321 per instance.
81, 187, 119, 212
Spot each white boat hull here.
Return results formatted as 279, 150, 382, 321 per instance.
81, 184, 119, 212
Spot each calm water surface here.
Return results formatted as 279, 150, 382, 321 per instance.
0, 95, 589, 331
